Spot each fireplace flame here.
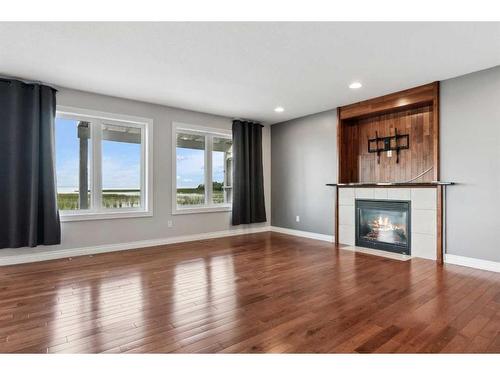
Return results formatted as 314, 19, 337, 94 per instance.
374, 215, 402, 232
360, 208, 408, 246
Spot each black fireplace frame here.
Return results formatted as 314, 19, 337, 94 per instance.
355, 199, 411, 255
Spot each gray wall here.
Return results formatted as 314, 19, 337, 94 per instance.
0, 87, 271, 259
271, 110, 337, 235
441, 66, 500, 262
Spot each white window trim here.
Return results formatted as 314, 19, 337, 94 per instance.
56, 106, 154, 222
172, 122, 232, 215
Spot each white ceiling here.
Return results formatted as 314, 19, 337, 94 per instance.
0, 22, 499, 124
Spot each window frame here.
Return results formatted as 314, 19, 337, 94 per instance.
55, 106, 153, 222
172, 122, 232, 215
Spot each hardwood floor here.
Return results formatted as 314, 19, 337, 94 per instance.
0, 232, 499, 353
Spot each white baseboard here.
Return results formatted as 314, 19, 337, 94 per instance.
270, 226, 334, 242
0, 226, 271, 266
0, 225, 335, 266
3, 226, 498, 274
445, 254, 500, 273
3, 225, 497, 274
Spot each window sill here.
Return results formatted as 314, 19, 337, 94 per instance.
60, 210, 153, 222
172, 205, 232, 215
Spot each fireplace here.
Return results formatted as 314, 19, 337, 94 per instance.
355, 199, 411, 255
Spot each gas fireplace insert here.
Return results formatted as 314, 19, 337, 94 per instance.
355, 199, 411, 255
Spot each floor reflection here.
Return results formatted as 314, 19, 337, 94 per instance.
48, 271, 146, 352
169, 251, 237, 349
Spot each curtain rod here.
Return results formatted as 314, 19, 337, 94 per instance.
232, 118, 264, 127
0, 75, 58, 91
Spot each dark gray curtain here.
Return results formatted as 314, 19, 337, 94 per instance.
232, 120, 266, 225
0, 79, 61, 248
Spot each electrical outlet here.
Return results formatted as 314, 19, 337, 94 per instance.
167, 220, 173, 228
387, 150, 393, 157
296, 215, 300, 222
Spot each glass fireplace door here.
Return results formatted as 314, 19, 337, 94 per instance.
355, 200, 411, 255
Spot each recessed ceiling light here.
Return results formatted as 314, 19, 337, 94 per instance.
349, 82, 362, 89
274, 106, 284, 113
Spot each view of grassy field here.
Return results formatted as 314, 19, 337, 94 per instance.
177, 183, 225, 206
57, 190, 141, 210
57, 184, 226, 211
176, 189, 224, 205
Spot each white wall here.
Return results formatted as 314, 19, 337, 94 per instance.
0, 87, 271, 261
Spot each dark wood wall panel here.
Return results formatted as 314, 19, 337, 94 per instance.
338, 82, 439, 184
342, 106, 434, 183
339, 119, 359, 183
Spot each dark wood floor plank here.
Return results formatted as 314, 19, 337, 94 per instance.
0, 232, 499, 353
355, 325, 402, 353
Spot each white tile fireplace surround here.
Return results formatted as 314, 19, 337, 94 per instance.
338, 188, 437, 260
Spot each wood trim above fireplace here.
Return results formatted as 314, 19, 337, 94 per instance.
339, 83, 438, 120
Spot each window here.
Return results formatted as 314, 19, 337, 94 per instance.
55, 107, 153, 221
101, 122, 142, 209
173, 123, 232, 214
55, 118, 92, 211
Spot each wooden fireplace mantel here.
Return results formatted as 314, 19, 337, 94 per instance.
327, 182, 453, 188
